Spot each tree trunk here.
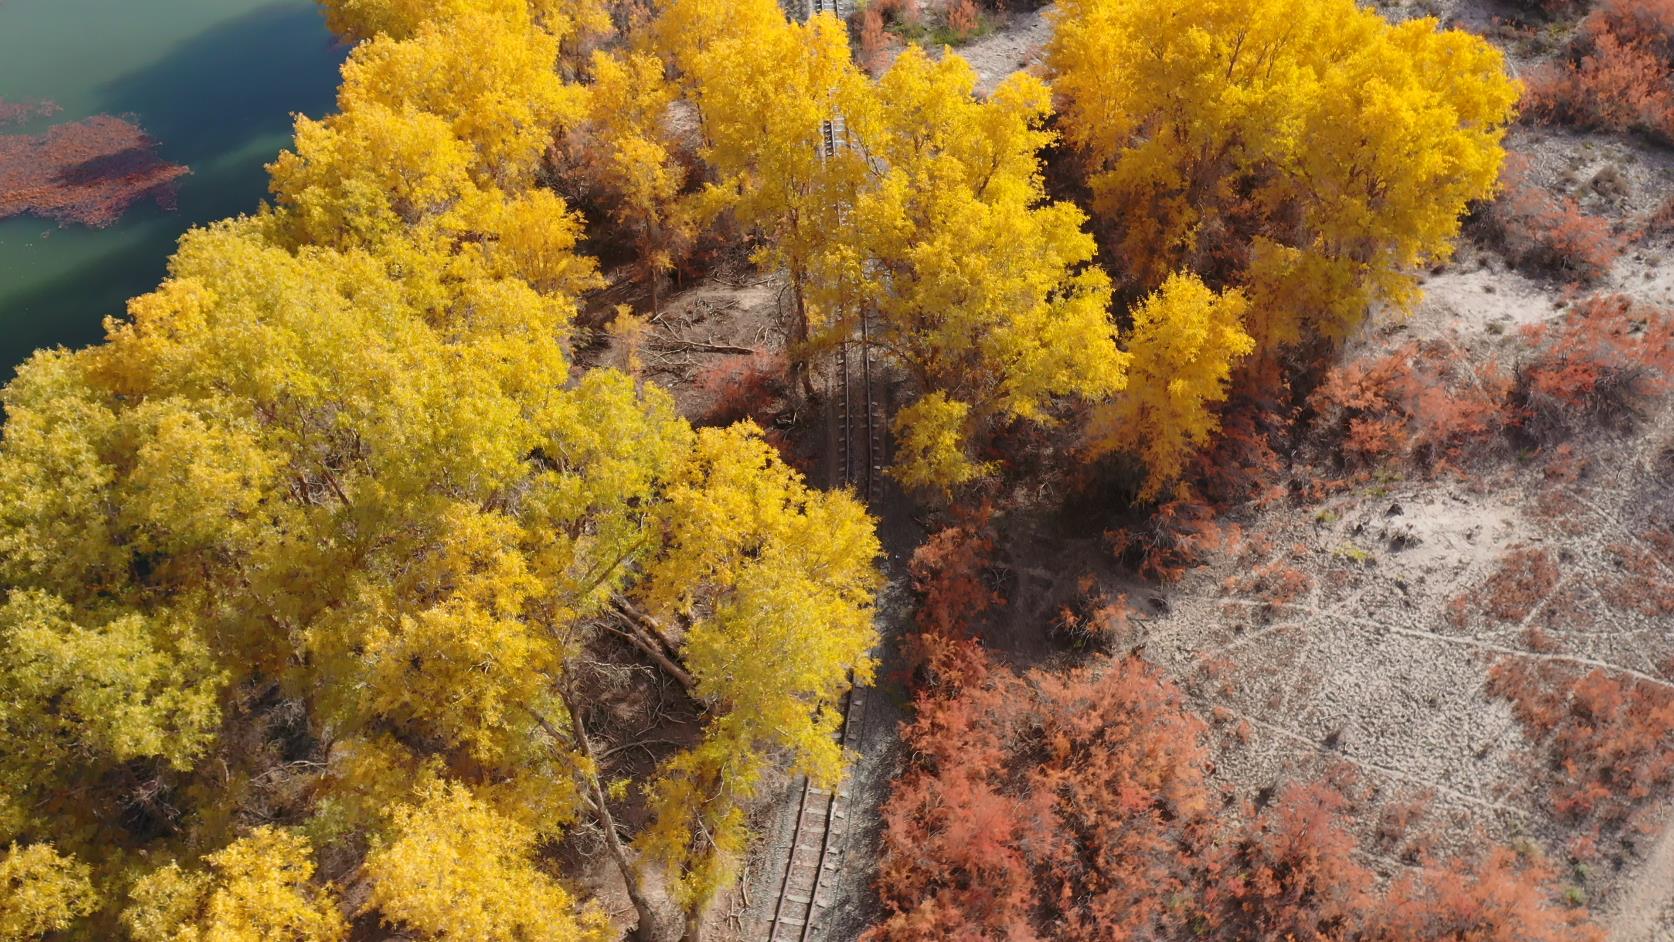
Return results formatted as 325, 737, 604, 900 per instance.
791, 272, 816, 403
534, 690, 666, 942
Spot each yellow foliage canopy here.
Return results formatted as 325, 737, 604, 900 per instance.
0, 844, 97, 942
366, 780, 611, 942
1089, 274, 1255, 498
124, 829, 346, 942
1048, 0, 1518, 348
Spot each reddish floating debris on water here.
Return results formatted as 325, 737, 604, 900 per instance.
0, 114, 190, 229
0, 97, 62, 128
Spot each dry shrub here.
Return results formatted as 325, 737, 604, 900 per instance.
1109, 497, 1242, 582
945, 0, 981, 38
692, 349, 785, 427
1053, 583, 1136, 647
858, 6, 889, 72
1308, 340, 1513, 474
867, 652, 1212, 942
1223, 559, 1312, 615
1480, 157, 1627, 283
908, 505, 1001, 639
870, 645, 1603, 941
1489, 660, 1674, 830
1203, 782, 1372, 940
1645, 193, 1674, 237
871, 0, 921, 26
1374, 848, 1604, 942
1525, 0, 1674, 143
1503, 0, 1591, 20
1604, 525, 1674, 616
1483, 547, 1561, 623
1513, 294, 1674, 441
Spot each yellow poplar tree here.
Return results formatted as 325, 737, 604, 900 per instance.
0, 843, 97, 942
365, 780, 611, 942
1, 2, 884, 939
581, 49, 697, 311
656, 0, 869, 395
1047, 0, 1518, 351
319, 0, 612, 53
837, 47, 1128, 494
123, 829, 346, 942
1089, 274, 1255, 498
636, 423, 881, 913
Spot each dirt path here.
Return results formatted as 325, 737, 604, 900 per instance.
959, 3, 1055, 95
1609, 806, 1674, 941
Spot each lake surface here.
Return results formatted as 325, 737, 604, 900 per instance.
0, 0, 343, 378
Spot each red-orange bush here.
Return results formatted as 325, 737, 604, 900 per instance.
1202, 782, 1371, 941
871, 647, 1604, 941
1372, 848, 1605, 942
1308, 340, 1512, 474
1481, 158, 1627, 282
1109, 497, 1242, 582
692, 349, 785, 426
858, 6, 889, 72
1513, 294, 1674, 439
1490, 660, 1674, 829
945, 0, 981, 38
0, 114, 189, 227
909, 505, 1001, 639
1525, 0, 1674, 142
1482, 547, 1560, 623
868, 652, 1212, 942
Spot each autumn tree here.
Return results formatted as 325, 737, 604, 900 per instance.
576, 48, 697, 313
834, 47, 1127, 494
0, 843, 97, 942
123, 829, 346, 942
319, 0, 614, 58
1087, 273, 1254, 498
1047, 0, 1518, 355
0, 1, 883, 938
653, 0, 869, 397
365, 780, 611, 941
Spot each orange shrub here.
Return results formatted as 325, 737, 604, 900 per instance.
1308, 341, 1512, 474
1109, 497, 1242, 582
945, 0, 980, 38
1513, 294, 1674, 439
1525, 0, 1674, 142
1482, 547, 1560, 623
871, 646, 1604, 941
1481, 158, 1627, 283
692, 348, 786, 427
1490, 661, 1674, 830
909, 506, 1001, 639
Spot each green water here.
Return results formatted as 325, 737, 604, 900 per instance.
0, 0, 343, 378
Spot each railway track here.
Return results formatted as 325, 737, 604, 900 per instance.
763, 319, 880, 942
760, 5, 883, 935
